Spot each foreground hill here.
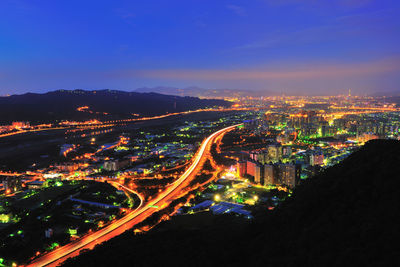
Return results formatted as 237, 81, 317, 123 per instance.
63, 139, 400, 266
0, 89, 231, 123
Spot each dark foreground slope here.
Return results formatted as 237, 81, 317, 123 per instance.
63, 140, 400, 267
0, 89, 230, 123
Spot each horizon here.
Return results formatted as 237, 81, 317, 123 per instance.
0, 0, 399, 95
0, 86, 395, 97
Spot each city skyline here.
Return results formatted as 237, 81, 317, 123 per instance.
1, 0, 399, 95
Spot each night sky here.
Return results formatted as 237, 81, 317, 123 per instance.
0, 0, 399, 95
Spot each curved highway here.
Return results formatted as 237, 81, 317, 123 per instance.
27, 124, 239, 267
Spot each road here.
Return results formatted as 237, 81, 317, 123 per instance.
0, 127, 65, 139
1, 107, 249, 140
27, 124, 239, 267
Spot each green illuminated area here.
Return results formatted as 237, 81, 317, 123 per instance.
0, 180, 132, 264
115, 146, 129, 151
46, 242, 59, 251
180, 174, 290, 219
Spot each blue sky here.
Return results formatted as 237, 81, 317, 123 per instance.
0, 0, 399, 95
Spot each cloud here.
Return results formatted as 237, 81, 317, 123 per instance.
226, 4, 246, 16
110, 58, 400, 81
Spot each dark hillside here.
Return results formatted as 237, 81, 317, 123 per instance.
0, 89, 231, 123
248, 139, 400, 266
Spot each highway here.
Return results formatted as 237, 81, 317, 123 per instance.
27, 124, 239, 267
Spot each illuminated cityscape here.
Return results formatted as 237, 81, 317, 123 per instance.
1, 93, 400, 266
1, 0, 400, 266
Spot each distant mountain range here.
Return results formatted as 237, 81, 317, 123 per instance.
0, 89, 231, 124
135, 86, 273, 98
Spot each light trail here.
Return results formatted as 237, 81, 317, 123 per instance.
0, 172, 24, 176
0, 107, 247, 140
26, 124, 240, 267
0, 127, 64, 139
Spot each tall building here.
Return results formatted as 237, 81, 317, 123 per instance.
237, 160, 247, 177
279, 164, 299, 188
241, 160, 300, 188
254, 163, 264, 185
267, 143, 282, 163
103, 159, 130, 171
310, 152, 324, 166
246, 160, 256, 177
263, 164, 275, 186
250, 151, 268, 164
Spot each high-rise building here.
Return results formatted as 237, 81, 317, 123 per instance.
279, 164, 298, 188
250, 151, 268, 164
310, 152, 324, 166
254, 163, 264, 185
103, 159, 130, 171
241, 160, 300, 188
237, 160, 247, 177
264, 164, 275, 186
267, 143, 282, 163
246, 160, 256, 177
